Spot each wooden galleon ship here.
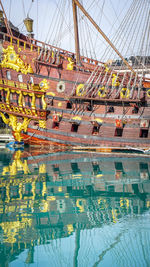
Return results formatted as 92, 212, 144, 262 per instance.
0, 0, 150, 149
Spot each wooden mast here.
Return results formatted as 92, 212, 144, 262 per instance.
74, 0, 135, 74
0, 0, 12, 36
72, 0, 80, 65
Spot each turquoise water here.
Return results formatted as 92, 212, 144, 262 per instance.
0, 148, 150, 267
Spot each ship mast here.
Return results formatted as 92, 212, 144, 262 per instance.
74, 0, 135, 74
0, 0, 12, 36
72, 0, 80, 65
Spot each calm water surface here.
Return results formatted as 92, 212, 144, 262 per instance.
0, 148, 150, 267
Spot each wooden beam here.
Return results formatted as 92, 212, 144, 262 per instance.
74, 0, 135, 74
0, 0, 12, 36
72, 0, 80, 65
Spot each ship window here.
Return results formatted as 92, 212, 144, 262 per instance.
71, 123, 78, 132
6, 71, 11, 80
108, 106, 114, 113
139, 129, 148, 138
115, 128, 123, 137
10, 93, 13, 101
18, 74, 23, 82
132, 105, 139, 114
30, 76, 34, 84
92, 125, 100, 135
66, 101, 72, 109
52, 121, 59, 129
87, 103, 93, 111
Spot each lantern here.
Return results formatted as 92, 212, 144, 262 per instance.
0, 10, 3, 20
24, 17, 33, 33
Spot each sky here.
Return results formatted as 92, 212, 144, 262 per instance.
2, 0, 146, 61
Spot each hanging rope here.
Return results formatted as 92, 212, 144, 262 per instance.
22, 0, 26, 18
27, 0, 34, 16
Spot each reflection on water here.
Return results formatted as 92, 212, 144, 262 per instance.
0, 149, 150, 266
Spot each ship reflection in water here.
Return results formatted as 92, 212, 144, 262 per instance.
0, 149, 150, 267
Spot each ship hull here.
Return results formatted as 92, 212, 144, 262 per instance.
19, 126, 150, 150
0, 32, 150, 151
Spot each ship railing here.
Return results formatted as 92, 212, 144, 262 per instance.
0, 32, 102, 67
0, 101, 48, 120
0, 78, 48, 115
0, 78, 45, 93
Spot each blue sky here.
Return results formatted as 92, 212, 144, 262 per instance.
2, 0, 135, 60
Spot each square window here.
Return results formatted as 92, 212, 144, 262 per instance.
30, 76, 34, 84
139, 129, 148, 138
18, 74, 23, 83
92, 125, 100, 135
115, 128, 123, 137
108, 106, 114, 113
71, 123, 78, 132
6, 71, 11, 80
52, 122, 59, 129
66, 101, 72, 109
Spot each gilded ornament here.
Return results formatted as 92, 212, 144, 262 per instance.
25, 108, 32, 115
18, 92, 23, 107
41, 95, 47, 110
39, 79, 49, 91
112, 74, 120, 87
67, 57, 74, 70
0, 45, 33, 74
32, 109, 37, 116
31, 93, 36, 109
39, 120, 46, 129
46, 91, 55, 96
5, 88, 10, 104
0, 113, 31, 142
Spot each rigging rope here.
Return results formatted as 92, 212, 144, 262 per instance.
22, 0, 26, 18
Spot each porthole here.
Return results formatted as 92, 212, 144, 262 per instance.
57, 81, 65, 93
6, 71, 11, 80
18, 74, 23, 83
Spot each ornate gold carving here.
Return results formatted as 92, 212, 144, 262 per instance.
39, 79, 49, 91
0, 45, 33, 74
67, 57, 74, 70
18, 91, 23, 107
31, 93, 36, 109
41, 95, 47, 110
112, 74, 120, 87
0, 113, 31, 142
39, 120, 46, 129
0, 112, 9, 124
5, 88, 10, 104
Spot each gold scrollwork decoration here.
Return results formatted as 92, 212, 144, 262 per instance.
67, 57, 74, 71
39, 120, 46, 129
39, 79, 49, 91
0, 45, 33, 74
0, 113, 31, 142
0, 103, 6, 110
24, 108, 32, 116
